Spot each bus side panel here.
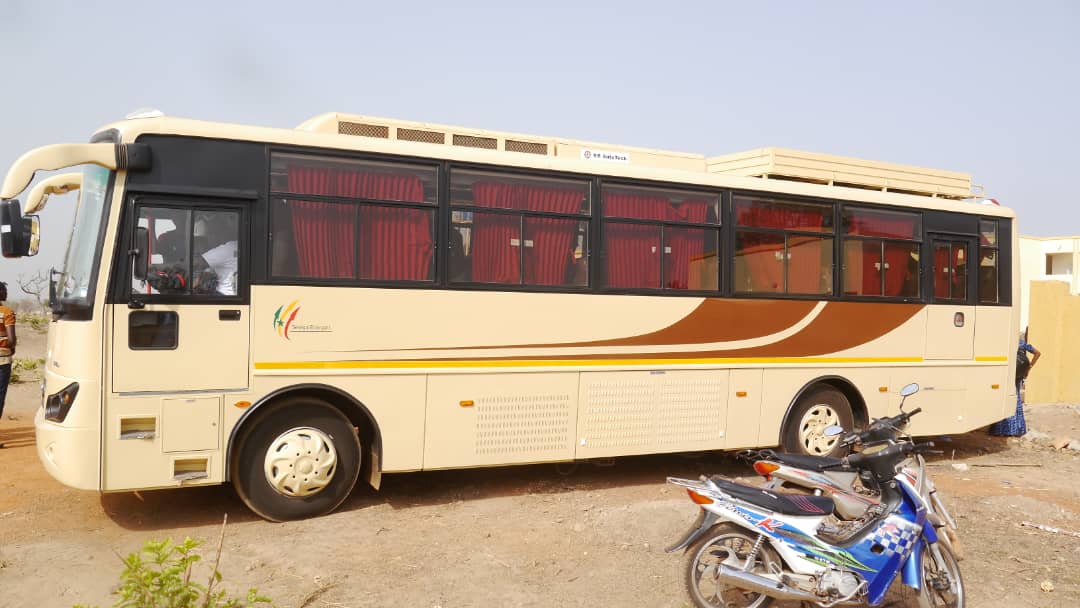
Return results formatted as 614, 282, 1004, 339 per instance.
103, 393, 225, 491
423, 372, 578, 469
575, 369, 729, 459
973, 305, 1014, 425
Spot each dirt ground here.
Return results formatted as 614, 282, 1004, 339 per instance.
2, 322, 1079, 607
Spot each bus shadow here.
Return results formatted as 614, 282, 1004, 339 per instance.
337, 450, 752, 515
102, 450, 750, 530
101, 486, 261, 530
102, 429, 1004, 530
0, 426, 36, 449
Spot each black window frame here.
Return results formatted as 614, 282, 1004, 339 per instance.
447, 167, 592, 290
977, 218, 1001, 304
730, 194, 835, 297
838, 205, 924, 302
267, 151, 440, 286
598, 181, 723, 294
123, 197, 250, 306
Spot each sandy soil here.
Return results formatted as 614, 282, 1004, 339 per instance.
2, 323, 1079, 607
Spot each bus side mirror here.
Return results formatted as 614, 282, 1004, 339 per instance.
132, 226, 150, 281
0, 199, 39, 257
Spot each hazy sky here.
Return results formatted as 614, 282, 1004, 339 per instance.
0, 0, 1076, 292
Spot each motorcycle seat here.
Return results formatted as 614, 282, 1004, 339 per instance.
709, 476, 835, 517
760, 452, 847, 472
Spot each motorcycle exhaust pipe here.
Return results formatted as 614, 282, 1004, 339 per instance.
717, 565, 819, 603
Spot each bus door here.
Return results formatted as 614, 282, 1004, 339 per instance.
924, 235, 976, 360
917, 234, 977, 431
112, 199, 250, 393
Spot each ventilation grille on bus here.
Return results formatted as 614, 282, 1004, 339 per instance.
335, 119, 554, 156
397, 128, 446, 144
453, 134, 498, 150
339, 122, 390, 138
505, 139, 548, 155
474, 394, 572, 457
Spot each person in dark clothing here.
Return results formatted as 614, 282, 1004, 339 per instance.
989, 331, 1041, 436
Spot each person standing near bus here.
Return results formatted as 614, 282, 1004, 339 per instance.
0, 282, 16, 447
989, 331, 1040, 436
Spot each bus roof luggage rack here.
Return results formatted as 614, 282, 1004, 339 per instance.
296, 112, 707, 172
706, 147, 976, 200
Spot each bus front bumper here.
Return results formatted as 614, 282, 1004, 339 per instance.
35, 407, 100, 491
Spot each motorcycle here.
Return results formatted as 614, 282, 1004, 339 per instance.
667, 388, 964, 607
743, 384, 961, 558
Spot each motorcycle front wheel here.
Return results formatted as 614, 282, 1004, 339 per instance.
902, 541, 964, 608
682, 523, 780, 608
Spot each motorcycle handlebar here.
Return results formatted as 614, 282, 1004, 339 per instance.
842, 407, 924, 446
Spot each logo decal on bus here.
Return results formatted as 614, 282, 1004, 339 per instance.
273, 300, 301, 339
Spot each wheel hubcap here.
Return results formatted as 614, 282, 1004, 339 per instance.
798, 405, 841, 455
264, 427, 338, 497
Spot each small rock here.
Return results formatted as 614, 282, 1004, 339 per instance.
950, 463, 970, 472
1026, 430, 1051, 443
1040, 580, 1055, 593
1067, 440, 1080, 452
5, 415, 16, 421
1053, 437, 1071, 450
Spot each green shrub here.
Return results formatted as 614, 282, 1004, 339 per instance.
24, 312, 49, 332
74, 534, 272, 608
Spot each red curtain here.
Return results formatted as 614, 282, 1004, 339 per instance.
788, 236, 830, 294
665, 201, 710, 290
858, 241, 883, 296
737, 233, 784, 293
736, 200, 829, 231
933, 244, 951, 299
845, 212, 917, 239
604, 193, 670, 288
883, 242, 917, 296
285, 166, 430, 281
471, 182, 583, 284
287, 167, 357, 278
471, 183, 522, 283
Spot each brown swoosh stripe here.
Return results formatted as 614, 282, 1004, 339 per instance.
428, 302, 924, 361
566, 299, 818, 347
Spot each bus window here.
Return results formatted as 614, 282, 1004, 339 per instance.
979, 219, 999, 303
270, 153, 437, 282
733, 196, 833, 295
450, 170, 590, 288
841, 207, 921, 298
602, 184, 720, 291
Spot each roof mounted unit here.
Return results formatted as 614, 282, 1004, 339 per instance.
296, 112, 706, 171
706, 147, 975, 200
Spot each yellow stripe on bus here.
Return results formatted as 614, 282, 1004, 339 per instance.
254, 356, 928, 370
975, 356, 1008, 362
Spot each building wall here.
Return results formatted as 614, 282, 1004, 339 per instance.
1026, 280, 1080, 404
1019, 236, 1079, 330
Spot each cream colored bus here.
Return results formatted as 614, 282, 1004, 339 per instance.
0, 111, 1018, 520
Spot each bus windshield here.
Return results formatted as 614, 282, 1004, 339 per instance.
55, 164, 112, 313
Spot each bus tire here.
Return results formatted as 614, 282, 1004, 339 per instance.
781, 386, 853, 458
230, 398, 362, 522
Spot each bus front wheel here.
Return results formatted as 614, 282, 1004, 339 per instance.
781, 386, 853, 458
231, 398, 362, 522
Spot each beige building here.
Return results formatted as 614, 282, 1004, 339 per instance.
1020, 236, 1080, 404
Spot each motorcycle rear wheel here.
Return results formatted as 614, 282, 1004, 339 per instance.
682, 523, 780, 608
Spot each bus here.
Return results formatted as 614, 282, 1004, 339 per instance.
0, 111, 1018, 521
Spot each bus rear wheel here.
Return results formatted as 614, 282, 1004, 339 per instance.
231, 398, 361, 522
781, 386, 853, 458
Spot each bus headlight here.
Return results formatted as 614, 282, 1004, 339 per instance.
44, 382, 79, 423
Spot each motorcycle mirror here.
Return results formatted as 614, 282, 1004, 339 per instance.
900, 383, 919, 398
823, 425, 845, 437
